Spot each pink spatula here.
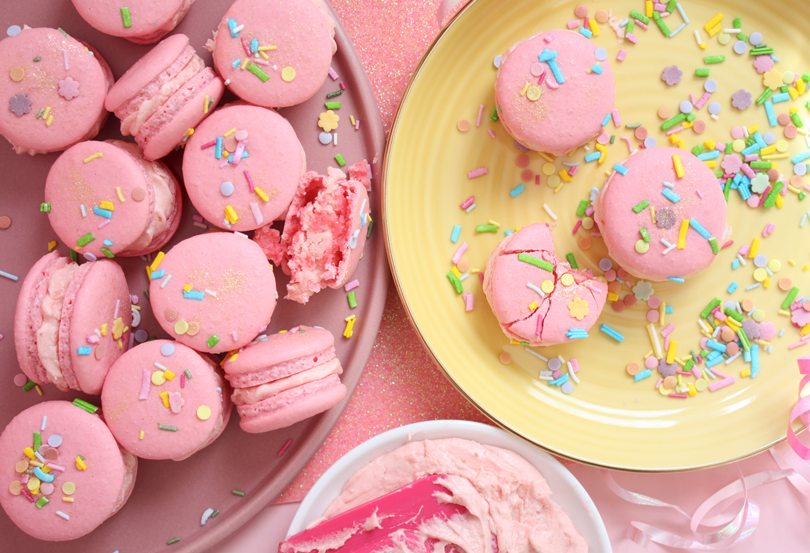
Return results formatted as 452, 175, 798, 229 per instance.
279, 475, 468, 553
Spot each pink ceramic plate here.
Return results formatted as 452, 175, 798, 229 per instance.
0, 1, 387, 551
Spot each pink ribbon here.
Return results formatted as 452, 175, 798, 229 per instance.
436, 0, 472, 27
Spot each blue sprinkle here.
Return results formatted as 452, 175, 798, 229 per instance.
451, 225, 461, 243
151, 270, 165, 279
93, 206, 112, 219
667, 277, 685, 283
549, 373, 570, 386
732, 259, 740, 270
662, 188, 681, 203
746, 283, 762, 291
600, 324, 625, 342
77, 347, 92, 356
250, 38, 259, 53
601, 113, 612, 127
728, 282, 738, 293
538, 49, 558, 62
665, 306, 674, 314
579, 27, 593, 38
227, 18, 239, 37
634, 369, 652, 382
753, 131, 768, 149
183, 290, 205, 300
764, 101, 777, 126
590, 63, 603, 74
510, 183, 525, 197
741, 143, 761, 156
0, 270, 19, 281
751, 345, 760, 377
772, 92, 790, 103
613, 163, 629, 176
585, 151, 601, 163
697, 150, 720, 161
215, 137, 223, 159
547, 58, 565, 84
706, 339, 727, 353
231, 59, 241, 69
103, 239, 113, 246
689, 218, 710, 239
791, 150, 810, 164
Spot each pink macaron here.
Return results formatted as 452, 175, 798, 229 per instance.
14, 252, 132, 395
223, 326, 346, 433
148, 232, 277, 354
253, 163, 371, 304
45, 139, 183, 259
593, 147, 730, 281
71, 0, 195, 44
182, 103, 305, 231
101, 340, 232, 460
483, 223, 607, 347
495, 30, 615, 155
211, 0, 336, 108
0, 400, 138, 541
105, 33, 224, 160
0, 27, 113, 155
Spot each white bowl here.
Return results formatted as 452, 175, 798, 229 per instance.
287, 420, 612, 552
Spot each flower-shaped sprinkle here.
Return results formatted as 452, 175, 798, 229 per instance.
753, 55, 774, 75
657, 358, 677, 377
656, 207, 677, 229
750, 172, 770, 194
568, 297, 590, 320
763, 68, 784, 90
168, 391, 185, 414
318, 110, 339, 132
58, 77, 80, 101
721, 154, 743, 174
8, 92, 31, 116
632, 280, 654, 301
731, 89, 752, 111
791, 306, 810, 327
661, 65, 682, 86
741, 319, 760, 340
758, 320, 777, 342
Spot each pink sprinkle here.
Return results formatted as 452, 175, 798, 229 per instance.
744, 154, 759, 162
250, 202, 263, 226
656, 378, 663, 388
180, 374, 186, 389
355, 120, 360, 130
654, 3, 666, 10
340, 82, 346, 90
476, 104, 484, 127
666, 126, 684, 135
611, 108, 622, 127
545, 74, 559, 89
328, 67, 338, 80
692, 367, 703, 379
804, 184, 810, 192
86, 334, 100, 344
452, 242, 469, 265
741, 164, 756, 179
20, 475, 29, 485
789, 339, 808, 350
537, 72, 547, 86
219, 161, 229, 168
617, 49, 627, 61
478, 272, 484, 283
467, 167, 488, 179
114, 299, 120, 319
708, 377, 735, 391
278, 438, 293, 457
98, 218, 111, 229
626, 32, 638, 44
344, 280, 360, 292
139, 369, 150, 400
738, 244, 751, 256
244, 170, 255, 192
128, 332, 135, 350
696, 189, 704, 199
568, 166, 579, 177
712, 369, 728, 379
716, 143, 725, 151
193, 221, 208, 230
590, 232, 602, 237
535, 174, 540, 185
46, 464, 65, 472
13, 374, 27, 386
232, 141, 246, 165
535, 309, 543, 336
634, 20, 649, 30
664, 335, 671, 350
241, 37, 251, 56
551, 370, 562, 379
585, 206, 595, 216
669, 394, 688, 398
676, 370, 691, 375
763, 223, 775, 237
63, 49, 69, 70
544, 33, 556, 43
585, 283, 602, 294
661, 323, 675, 336
488, 129, 497, 139
573, 220, 582, 234
722, 240, 734, 249
620, 136, 635, 154
584, 17, 589, 29
253, 58, 269, 66
462, 292, 475, 312
694, 92, 712, 109
567, 20, 581, 29
690, 93, 696, 104
231, 331, 238, 342
570, 358, 581, 372
460, 195, 475, 209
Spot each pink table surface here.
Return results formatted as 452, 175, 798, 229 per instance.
211, 1, 810, 551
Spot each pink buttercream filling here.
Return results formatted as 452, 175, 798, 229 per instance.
35, 263, 80, 391
112, 448, 138, 514
231, 358, 341, 406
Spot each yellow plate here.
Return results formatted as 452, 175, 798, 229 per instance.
383, 0, 810, 470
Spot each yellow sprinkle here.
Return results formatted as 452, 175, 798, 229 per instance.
221, 150, 230, 158
644, 350, 654, 358
163, 370, 175, 381
659, 301, 666, 326
139, 431, 144, 440
778, 309, 791, 317
116, 186, 126, 203
672, 155, 685, 178
23, 448, 36, 460
42, 106, 51, 120
741, 368, 751, 378
63, 497, 74, 502
48, 240, 58, 252
225, 205, 239, 224
343, 317, 356, 338
160, 391, 170, 408
675, 358, 686, 367
703, 140, 716, 149
595, 143, 606, 164
645, 0, 654, 17
538, 151, 556, 163
345, 315, 357, 322
150, 251, 165, 273
528, 301, 538, 311
46, 115, 53, 127
589, 19, 599, 36
254, 187, 269, 202
682, 121, 693, 129
789, 88, 799, 100
798, 79, 806, 95
802, 324, 810, 336
184, 127, 195, 138
677, 219, 689, 249
183, 284, 192, 292
203, 95, 209, 114
758, 340, 771, 347
241, 57, 250, 69
83, 152, 103, 163
224, 128, 237, 137
257, 45, 277, 51
666, 341, 677, 364
117, 338, 123, 350
708, 23, 722, 37
700, 43, 708, 50
100, 323, 107, 336
650, 206, 656, 224
748, 238, 760, 258
558, 169, 573, 182
488, 219, 500, 227
99, 200, 115, 211
281, 67, 296, 82
789, 259, 796, 266
687, 383, 697, 396
647, 323, 663, 359
554, 182, 565, 193
748, 124, 759, 134
259, 50, 269, 60
607, 292, 619, 302
669, 134, 680, 144
704, 160, 716, 168
451, 267, 461, 278
35, 385, 43, 396
762, 154, 789, 160
75, 457, 87, 471
775, 194, 784, 208
789, 185, 801, 194
350, 115, 356, 126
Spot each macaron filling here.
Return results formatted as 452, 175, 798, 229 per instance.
226, 345, 337, 388
35, 262, 80, 390
236, 372, 343, 419
112, 448, 139, 514
231, 357, 341, 406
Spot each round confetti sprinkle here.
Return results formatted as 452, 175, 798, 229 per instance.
594, 47, 607, 61
742, 299, 754, 312
795, 164, 807, 176
598, 258, 612, 271
726, 343, 739, 356
732, 139, 746, 152
612, 301, 625, 313
9, 67, 24, 82
493, 54, 502, 68
623, 294, 637, 307
561, 381, 574, 394
318, 131, 333, 144
733, 40, 747, 54
635, 240, 649, 253
164, 308, 178, 322
40, 483, 54, 496
717, 32, 731, 45
708, 102, 722, 115
804, 299, 810, 312
679, 100, 693, 114
174, 320, 189, 335
234, 129, 248, 141
663, 376, 677, 389
779, 277, 793, 290
731, 127, 744, 139
783, 71, 795, 85
785, 125, 798, 139
521, 169, 534, 182
761, 132, 775, 146
547, 174, 561, 188
135, 329, 149, 342
541, 280, 554, 294
647, 296, 661, 309
574, 4, 588, 17
160, 343, 175, 357
646, 310, 660, 323
704, 79, 718, 93
581, 217, 594, 230
187, 321, 200, 336
526, 86, 541, 101
634, 127, 648, 140
28, 477, 40, 492
753, 254, 767, 268
768, 259, 781, 272
542, 163, 556, 176
152, 371, 166, 385
7, 26, 21, 37
777, 113, 791, 126
62, 482, 76, 495
516, 154, 530, 168
596, 9, 609, 23
749, 32, 763, 46
47, 434, 62, 447
774, 139, 789, 153
721, 328, 736, 342
645, 356, 657, 369
281, 67, 296, 82
8, 481, 22, 495
626, 362, 640, 376
616, 268, 628, 280
657, 107, 670, 119
42, 447, 58, 460
498, 352, 511, 364
457, 119, 470, 132
644, 136, 658, 147
658, 385, 672, 396
457, 259, 469, 273
578, 237, 592, 250
607, 281, 621, 294
15, 460, 29, 473
220, 181, 235, 197
131, 187, 146, 201
95, 345, 105, 360
767, 169, 779, 182
561, 273, 574, 286
197, 405, 212, 421
695, 379, 708, 392
604, 269, 617, 282
752, 309, 765, 322
13, 373, 27, 386
753, 268, 768, 282
530, 62, 544, 76
548, 358, 562, 371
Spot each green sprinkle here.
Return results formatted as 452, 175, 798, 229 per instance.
447, 271, 463, 294
701, 298, 721, 319
737, 32, 747, 42
692, 145, 705, 155
800, 191, 807, 201
207, 335, 220, 348
609, 134, 616, 144
756, 88, 772, 105
490, 106, 499, 122
566, 252, 578, 269
782, 286, 800, 310
211, 509, 221, 518
695, 68, 710, 77
733, 17, 741, 28
22, 380, 37, 392
685, 113, 696, 122
625, 123, 642, 129
632, 200, 649, 213
713, 170, 724, 178
576, 199, 589, 216
57, 28, 69, 37
121, 7, 132, 28
629, 10, 649, 24
347, 291, 357, 308
36, 497, 49, 509
762, 181, 784, 208
791, 112, 804, 128
326, 89, 343, 98
709, 237, 719, 255
366, 219, 374, 238
73, 399, 99, 413
232, 489, 246, 497
167, 538, 180, 545
334, 154, 346, 166
475, 224, 498, 233
36, 108, 44, 119
324, 101, 341, 109
737, 328, 751, 352
76, 232, 94, 246
640, 227, 650, 243
661, 113, 686, 131
724, 178, 732, 202
700, 349, 710, 359
33, 432, 41, 452
518, 253, 554, 272
100, 247, 115, 259
33, 56, 41, 62
704, 55, 725, 64
184, 369, 192, 379
666, 0, 677, 11
750, 161, 772, 169
750, 47, 774, 56
626, 20, 635, 34
158, 424, 178, 432
683, 359, 695, 372
781, 84, 789, 93
144, 289, 150, 300
725, 143, 733, 154
40, 202, 51, 213
724, 307, 743, 323
653, 11, 671, 36
246, 64, 270, 82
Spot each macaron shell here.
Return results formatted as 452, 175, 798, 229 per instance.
139, 68, 224, 160
495, 30, 615, 155
104, 34, 190, 112
236, 373, 346, 433
45, 141, 153, 258
183, 104, 305, 230
331, 178, 369, 289
101, 340, 232, 460
60, 260, 132, 395
594, 147, 728, 281
149, 232, 277, 353
213, 0, 334, 108
71, 0, 194, 44
0, 401, 132, 541
0, 28, 108, 154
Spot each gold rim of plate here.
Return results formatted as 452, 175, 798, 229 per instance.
382, 0, 810, 471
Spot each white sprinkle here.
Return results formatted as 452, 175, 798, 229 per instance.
56, 511, 70, 520
201, 508, 215, 526
114, 299, 120, 319
538, 375, 554, 381
567, 361, 580, 384
161, 274, 172, 288
562, 162, 580, 167
723, 28, 741, 33
662, 181, 675, 188
465, 202, 476, 213
524, 347, 549, 362
725, 351, 743, 364
805, 135, 810, 148
41, 416, 47, 431
80, 204, 86, 217
333, 133, 338, 146
204, 289, 217, 297
459, 272, 469, 281
744, 126, 750, 138
526, 282, 545, 297
711, 114, 719, 120
233, 231, 249, 239
250, 202, 263, 226
736, 254, 747, 266
232, 331, 238, 341
154, 362, 167, 371
542, 203, 558, 221
233, 24, 244, 32
694, 30, 702, 46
